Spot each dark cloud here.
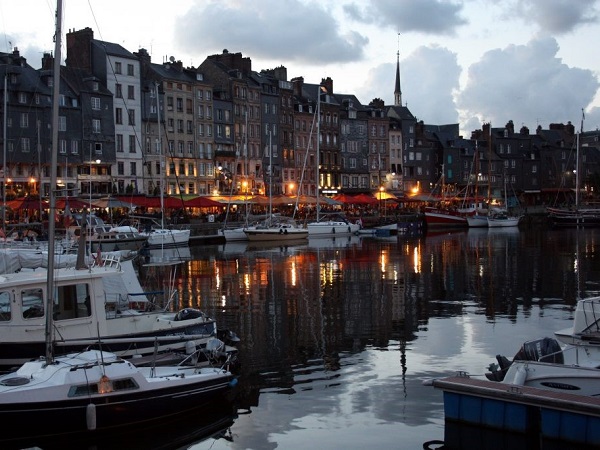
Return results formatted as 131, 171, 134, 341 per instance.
343, 0, 468, 35
516, 0, 598, 34
457, 37, 599, 130
174, 0, 368, 64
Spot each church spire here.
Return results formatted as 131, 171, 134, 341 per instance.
394, 34, 402, 106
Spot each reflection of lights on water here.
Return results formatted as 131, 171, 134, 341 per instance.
290, 260, 297, 287
220, 294, 226, 308
479, 264, 484, 277
380, 251, 386, 274
243, 273, 251, 296
412, 246, 420, 274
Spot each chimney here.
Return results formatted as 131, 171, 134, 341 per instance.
291, 76, 304, 97
66, 27, 94, 71
41, 53, 54, 70
321, 77, 333, 94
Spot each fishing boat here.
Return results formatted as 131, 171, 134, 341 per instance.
0, 4, 236, 441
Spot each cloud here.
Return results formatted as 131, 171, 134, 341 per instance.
343, 0, 468, 35
457, 37, 599, 130
357, 45, 460, 124
516, 0, 599, 34
174, 0, 369, 65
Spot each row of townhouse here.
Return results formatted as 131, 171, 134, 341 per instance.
1, 26, 599, 207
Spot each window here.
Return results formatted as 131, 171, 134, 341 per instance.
20, 113, 29, 128
19, 92, 27, 103
115, 62, 122, 74
92, 119, 101, 133
91, 97, 100, 110
118, 162, 124, 175
115, 84, 122, 98
176, 98, 183, 112
130, 162, 136, 176
127, 64, 134, 76
94, 142, 102, 154
116, 134, 123, 152
129, 135, 136, 153
22, 288, 44, 319
21, 138, 30, 152
54, 283, 91, 320
115, 108, 123, 125
71, 140, 79, 154
128, 110, 135, 126
58, 116, 66, 131
59, 139, 67, 154
0, 291, 10, 321
127, 85, 135, 100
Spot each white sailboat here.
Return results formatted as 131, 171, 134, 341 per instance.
139, 83, 190, 247
244, 131, 308, 242
0, 5, 234, 441
306, 85, 360, 237
487, 172, 521, 228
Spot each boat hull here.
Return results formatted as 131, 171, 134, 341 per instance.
306, 221, 360, 236
0, 352, 234, 439
424, 210, 468, 228
144, 229, 190, 247
245, 229, 308, 242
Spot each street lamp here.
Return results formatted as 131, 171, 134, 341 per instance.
379, 186, 385, 217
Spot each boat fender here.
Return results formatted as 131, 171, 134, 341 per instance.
185, 340, 196, 355
174, 308, 204, 321
229, 378, 238, 388
348, 226, 351, 233
284, 229, 288, 234
513, 364, 527, 385
332, 227, 336, 234
86, 403, 97, 430
279, 229, 284, 234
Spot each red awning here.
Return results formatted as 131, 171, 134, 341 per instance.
183, 196, 223, 208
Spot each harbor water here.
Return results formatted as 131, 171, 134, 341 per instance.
133, 226, 600, 450
14, 226, 600, 449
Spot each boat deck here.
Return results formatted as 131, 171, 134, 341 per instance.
433, 373, 600, 445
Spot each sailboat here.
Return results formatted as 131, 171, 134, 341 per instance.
138, 83, 190, 247
465, 143, 489, 228
306, 85, 360, 237
547, 115, 600, 227
0, 4, 234, 440
244, 131, 308, 242
487, 172, 522, 228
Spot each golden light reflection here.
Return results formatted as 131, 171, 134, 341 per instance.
220, 294, 226, 308
290, 260, 297, 287
380, 251, 387, 274
243, 273, 251, 296
412, 245, 421, 274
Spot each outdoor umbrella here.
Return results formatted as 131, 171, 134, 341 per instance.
7, 197, 49, 210
183, 196, 224, 208
55, 198, 90, 209
91, 197, 137, 209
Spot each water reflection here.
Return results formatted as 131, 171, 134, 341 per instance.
134, 228, 600, 449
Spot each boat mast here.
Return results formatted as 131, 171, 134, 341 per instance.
316, 85, 321, 221
268, 130, 272, 221
2, 73, 7, 236
156, 82, 164, 229
45, 0, 62, 365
